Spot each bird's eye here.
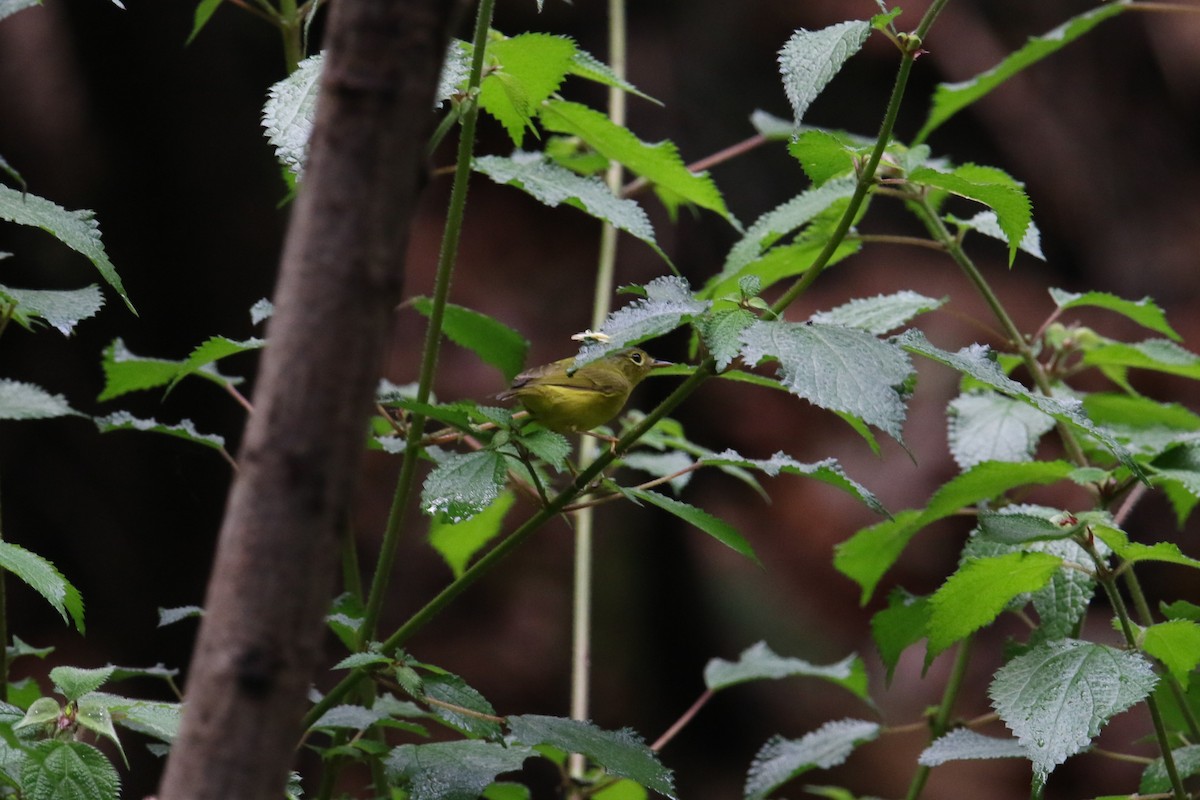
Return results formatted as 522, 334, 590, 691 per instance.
629, 351, 644, 365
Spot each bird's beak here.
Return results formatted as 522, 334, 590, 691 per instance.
651, 358, 673, 368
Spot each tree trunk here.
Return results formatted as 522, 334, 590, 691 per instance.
157, 1, 459, 797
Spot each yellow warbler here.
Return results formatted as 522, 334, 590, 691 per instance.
498, 347, 671, 433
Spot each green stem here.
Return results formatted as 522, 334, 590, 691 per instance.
277, 0, 302, 73
356, 0, 496, 648
569, 0, 627, 781
1123, 568, 1200, 740
904, 634, 973, 800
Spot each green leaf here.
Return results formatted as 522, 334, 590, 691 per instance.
871, 589, 930, 683
834, 460, 1076, 602
699, 449, 884, 514
619, 451, 693, 494
1083, 338, 1200, 381
16, 697, 61, 729
897, 329, 1144, 479
263, 52, 322, 175
20, 740, 120, 800
436, 40, 472, 106
539, 100, 733, 224
698, 307, 756, 371
0, 541, 84, 632
0, 0, 42, 24
0, 184, 133, 312
915, 2, 1130, 143
626, 488, 759, 565
918, 728, 1026, 766
740, 320, 913, 444
1140, 744, 1200, 795
787, 129, 858, 186
411, 295, 529, 381
1141, 619, 1200, 689
744, 719, 880, 800
75, 696, 126, 767
94, 412, 227, 453
927, 551, 1062, 658
988, 639, 1156, 787
1049, 288, 1180, 341
185, 0, 223, 45
574, 276, 708, 367
952, 210, 1045, 261
947, 390, 1056, 469
312, 703, 390, 732
974, 511, 1080, 545
809, 290, 945, 335
706, 176, 857, 298
777, 21, 872, 124
0, 283, 104, 335
506, 715, 675, 798
567, 47, 657, 104
474, 153, 667, 265
97, 338, 182, 401
170, 335, 264, 391
385, 740, 536, 800
50, 667, 113, 702
908, 164, 1031, 265
429, 491, 515, 578
480, 34, 576, 146
0, 379, 81, 420
423, 670, 503, 740
1092, 526, 1200, 571
420, 450, 507, 522
703, 641, 869, 701
107, 699, 181, 744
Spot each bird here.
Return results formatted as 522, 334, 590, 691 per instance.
497, 347, 671, 434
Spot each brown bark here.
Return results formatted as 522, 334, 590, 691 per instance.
157, 1, 459, 797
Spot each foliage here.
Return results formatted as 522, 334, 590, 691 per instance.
2, 0, 1199, 799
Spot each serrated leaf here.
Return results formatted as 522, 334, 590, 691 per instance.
744, 719, 880, 800
808, 291, 944, 335
741, 320, 913, 444
76, 696, 126, 767
0, 185, 134, 312
474, 153, 666, 264
0, 283, 104, 335
699, 308, 756, 371
420, 450, 507, 522
787, 129, 858, 186
567, 47, 657, 104
311, 703, 390, 732
50, 667, 113, 702
574, 276, 708, 367
17, 697, 61, 729
94, 412, 227, 452
897, 329, 1144, 479
429, 491, 515, 579
915, 2, 1130, 143
1083, 338, 1200, 381
1140, 744, 1200, 794
20, 740, 120, 800
927, 551, 1062, 657
947, 390, 1056, 469
777, 21, 871, 124
871, 589, 930, 683
385, 740, 536, 800
1092, 525, 1200, 570
480, 34, 576, 146
989, 639, 1156, 786
436, 39, 472, 106
706, 176, 857, 298
1142, 620, 1200, 689
539, 100, 733, 224
97, 338, 181, 401
1051, 289, 1180, 343
703, 641, 869, 701
263, 52, 322, 175
908, 164, 1031, 265
952, 210, 1044, 261
626, 488, 759, 565
975, 511, 1077, 545
0, 541, 84, 632
700, 449, 884, 514
423, 671, 502, 740
835, 460, 1076, 602
106, 698, 181, 743
918, 729, 1026, 766
157, 605, 203, 627
507, 715, 675, 798
170, 335, 264, 391
0, 0, 42, 23
0, 379, 81, 420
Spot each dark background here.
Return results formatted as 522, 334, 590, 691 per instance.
1, 1, 1199, 797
